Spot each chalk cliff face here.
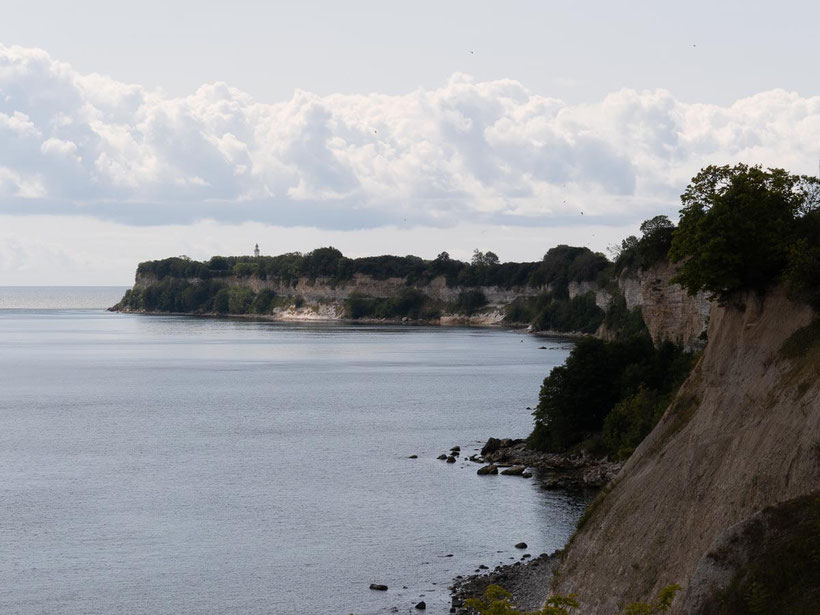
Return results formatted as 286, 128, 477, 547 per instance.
550, 288, 820, 613
617, 263, 712, 350
130, 264, 713, 344
132, 272, 543, 314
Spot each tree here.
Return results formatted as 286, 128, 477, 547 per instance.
636, 215, 675, 268
668, 164, 818, 300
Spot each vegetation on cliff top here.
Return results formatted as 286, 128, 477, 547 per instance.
134, 244, 609, 291
669, 164, 820, 307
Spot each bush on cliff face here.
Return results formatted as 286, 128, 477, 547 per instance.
529, 337, 693, 455
343, 289, 440, 320
669, 164, 819, 302
699, 495, 820, 615
449, 290, 488, 316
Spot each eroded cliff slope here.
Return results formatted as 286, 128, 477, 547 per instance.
551, 288, 819, 613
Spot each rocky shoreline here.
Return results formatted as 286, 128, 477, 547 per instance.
436, 437, 622, 489
449, 552, 561, 614
436, 438, 621, 613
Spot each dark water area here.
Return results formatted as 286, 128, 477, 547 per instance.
0, 287, 588, 614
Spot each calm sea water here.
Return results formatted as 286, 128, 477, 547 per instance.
0, 287, 586, 615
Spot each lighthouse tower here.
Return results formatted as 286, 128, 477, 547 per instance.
254, 243, 260, 258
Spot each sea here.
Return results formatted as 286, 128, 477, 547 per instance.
0, 287, 588, 615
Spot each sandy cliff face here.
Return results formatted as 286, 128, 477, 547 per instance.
550, 288, 820, 613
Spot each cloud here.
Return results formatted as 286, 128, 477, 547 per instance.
0, 43, 818, 229
0, 214, 637, 285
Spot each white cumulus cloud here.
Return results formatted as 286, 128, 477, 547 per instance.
0, 43, 818, 229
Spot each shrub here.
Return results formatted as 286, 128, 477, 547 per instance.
450, 290, 488, 316
530, 337, 693, 454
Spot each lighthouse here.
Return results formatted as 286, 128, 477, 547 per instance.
254, 243, 260, 258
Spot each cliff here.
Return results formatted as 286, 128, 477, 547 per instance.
116, 259, 713, 346
550, 288, 820, 613
616, 262, 712, 350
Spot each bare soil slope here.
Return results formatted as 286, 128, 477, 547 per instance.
551, 288, 820, 613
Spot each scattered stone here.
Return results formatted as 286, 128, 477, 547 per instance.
515, 542, 527, 549
446, 456, 456, 463
477, 464, 498, 475
408, 454, 418, 459
444, 553, 454, 557
437, 454, 448, 460
370, 584, 388, 591
450, 446, 461, 452
451, 553, 558, 615
480, 437, 503, 456
415, 601, 426, 610
500, 465, 526, 476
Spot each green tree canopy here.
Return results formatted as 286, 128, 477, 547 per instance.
668, 164, 819, 300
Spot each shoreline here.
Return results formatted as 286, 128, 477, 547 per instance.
442, 438, 622, 612
109, 306, 593, 340
449, 552, 561, 614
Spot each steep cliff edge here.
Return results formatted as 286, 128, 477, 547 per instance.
551, 288, 819, 613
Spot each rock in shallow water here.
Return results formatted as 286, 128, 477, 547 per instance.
446, 455, 456, 463
415, 600, 426, 610
477, 464, 498, 475
501, 465, 526, 476
369, 584, 388, 591
515, 542, 527, 549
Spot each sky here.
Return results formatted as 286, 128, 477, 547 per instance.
1, 0, 819, 284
